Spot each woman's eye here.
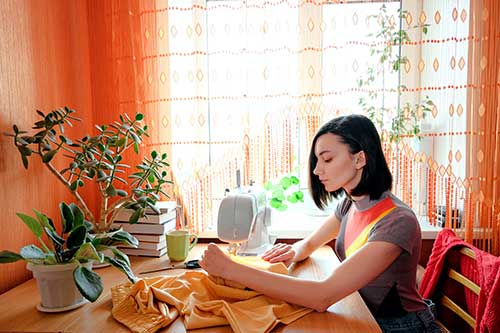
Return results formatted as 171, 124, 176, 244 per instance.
324, 158, 332, 163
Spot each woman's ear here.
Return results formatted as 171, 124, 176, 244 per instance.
355, 151, 367, 169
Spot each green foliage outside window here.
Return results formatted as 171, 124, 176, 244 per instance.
357, 4, 434, 143
264, 174, 304, 212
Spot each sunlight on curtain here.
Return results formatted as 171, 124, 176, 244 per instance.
166, 0, 396, 234
398, 0, 500, 254
167, 0, 304, 234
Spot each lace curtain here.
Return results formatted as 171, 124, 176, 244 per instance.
88, 0, 500, 254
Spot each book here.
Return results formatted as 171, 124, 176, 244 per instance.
112, 219, 176, 235
146, 200, 176, 215
114, 209, 176, 224
120, 247, 167, 257
120, 239, 167, 250
134, 233, 167, 243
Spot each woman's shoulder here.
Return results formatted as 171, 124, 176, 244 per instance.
381, 193, 421, 234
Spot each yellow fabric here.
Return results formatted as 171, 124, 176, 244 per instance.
230, 255, 289, 275
112, 257, 312, 333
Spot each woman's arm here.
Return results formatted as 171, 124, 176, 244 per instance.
262, 213, 341, 265
200, 240, 402, 312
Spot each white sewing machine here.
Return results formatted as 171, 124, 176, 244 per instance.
217, 188, 275, 256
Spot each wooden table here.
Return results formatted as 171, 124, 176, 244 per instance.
0, 245, 381, 333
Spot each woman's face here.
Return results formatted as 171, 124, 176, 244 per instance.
313, 133, 365, 194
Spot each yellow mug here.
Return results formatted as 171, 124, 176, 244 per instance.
166, 230, 198, 262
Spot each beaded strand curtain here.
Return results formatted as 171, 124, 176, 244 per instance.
394, 0, 500, 254
91, 0, 499, 253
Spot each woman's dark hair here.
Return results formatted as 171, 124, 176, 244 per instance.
308, 114, 392, 209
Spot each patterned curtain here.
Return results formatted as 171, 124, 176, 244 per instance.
397, 0, 500, 254
89, 0, 500, 254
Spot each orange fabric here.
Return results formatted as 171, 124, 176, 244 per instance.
111, 258, 311, 333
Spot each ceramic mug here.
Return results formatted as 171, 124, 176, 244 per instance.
166, 230, 198, 261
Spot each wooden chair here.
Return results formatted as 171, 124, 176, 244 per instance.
431, 246, 479, 333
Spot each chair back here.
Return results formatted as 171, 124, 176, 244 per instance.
433, 246, 479, 333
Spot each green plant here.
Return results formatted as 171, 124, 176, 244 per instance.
264, 174, 304, 211
357, 4, 434, 143
4, 106, 173, 232
0, 203, 137, 302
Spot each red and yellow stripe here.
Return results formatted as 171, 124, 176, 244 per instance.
344, 197, 397, 258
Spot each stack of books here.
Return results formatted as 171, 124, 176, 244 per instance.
112, 201, 177, 257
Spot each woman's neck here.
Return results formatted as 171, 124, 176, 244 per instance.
344, 191, 366, 202
350, 194, 366, 202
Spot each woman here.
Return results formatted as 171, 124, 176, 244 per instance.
200, 115, 440, 332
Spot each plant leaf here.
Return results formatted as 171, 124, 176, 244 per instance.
73, 266, 103, 302
19, 245, 46, 261
16, 213, 42, 238
294, 191, 304, 201
69, 203, 84, 227
105, 185, 117, 197
70, 181, 78, 191
42, 150, 57, 163
128, 208, 144, 224
270, 197, 282, 209
104, 256, 136, 283
280, 177, 291, 190
271, 189, 285, 201
74, 243, 103, 262
66, 225, 87, 249
111, 247, 131, 267
0, 250, 23, 263
60, 202, 74, 233
33, 209, 53, 230
290, 176, 300, 185
21, 154, 29, 168
106, 231, 138, 247
116, 189, 128, 197
277, 203, 287, 211
44, 227, 65, 247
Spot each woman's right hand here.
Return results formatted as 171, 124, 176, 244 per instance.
261, 243, 297, 266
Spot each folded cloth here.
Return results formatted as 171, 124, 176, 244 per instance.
419, 229, 500, 333
112, 256, 313, 333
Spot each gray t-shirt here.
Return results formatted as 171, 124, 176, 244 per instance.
334, 191, 426, 317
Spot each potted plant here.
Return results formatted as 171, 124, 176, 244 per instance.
4, 106, 172, 229
0, 106, 173, 310
0, 203, 137, 311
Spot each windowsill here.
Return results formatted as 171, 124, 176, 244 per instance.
199, 210, 442, 240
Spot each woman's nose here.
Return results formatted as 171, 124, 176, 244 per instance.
313, 163, 321, 175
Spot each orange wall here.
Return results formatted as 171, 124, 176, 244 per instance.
0, 0, 95, 293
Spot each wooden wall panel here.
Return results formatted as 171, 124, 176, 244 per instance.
0, 0, 95, 294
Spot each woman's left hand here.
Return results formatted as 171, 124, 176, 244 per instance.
199, 243, 234, 279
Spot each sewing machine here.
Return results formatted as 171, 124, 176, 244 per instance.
217, 189, 275, 256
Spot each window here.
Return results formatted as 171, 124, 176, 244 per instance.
167, 0, 470, 235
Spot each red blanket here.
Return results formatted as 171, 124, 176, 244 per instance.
419, 229, 500, 333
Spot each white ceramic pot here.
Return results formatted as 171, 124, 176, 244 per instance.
27, 262, 92, 312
